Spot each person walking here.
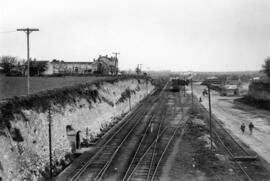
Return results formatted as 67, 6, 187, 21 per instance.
249, 122, 254, 135
240, 123, 246, 134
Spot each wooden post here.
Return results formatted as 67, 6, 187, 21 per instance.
146, 78, 148, 94
129, 97, 131, 111
191, 79, 194, 112
183, 77, 186, 97
207, 86, 213, 151
17, 28, 39, 95
48, 106, 53, 178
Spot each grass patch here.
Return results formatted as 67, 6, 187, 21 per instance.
0, 77, 148, 129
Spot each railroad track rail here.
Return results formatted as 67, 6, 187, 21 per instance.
122, 90, 186, 181
194, 95, 254, 181
93, 113, 156, 181
211, 103, 252, 156
58, 83, 168, 181
124, 126, 182, 181
66, 104, 150, 181
122, 98, 167, 181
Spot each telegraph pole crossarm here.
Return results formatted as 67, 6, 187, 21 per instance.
17, 28, 39, 32
17, 28, 39, 95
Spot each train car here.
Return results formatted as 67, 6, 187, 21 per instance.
169, 77, 180, 92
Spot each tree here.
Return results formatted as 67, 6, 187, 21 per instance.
262, 57, 270, 79
29, 59, 48, 76
0, 56, 18, 73
135, 67, 141, 75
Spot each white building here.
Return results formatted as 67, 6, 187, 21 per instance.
42, 60, 95, 75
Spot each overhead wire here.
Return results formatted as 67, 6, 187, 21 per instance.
0, 30, 17, 34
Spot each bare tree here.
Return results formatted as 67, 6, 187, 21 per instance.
0, 56, 18, 73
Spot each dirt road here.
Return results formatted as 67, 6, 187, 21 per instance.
193, 83, 270, 165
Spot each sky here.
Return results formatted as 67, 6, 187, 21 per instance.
1, 0, 270, 71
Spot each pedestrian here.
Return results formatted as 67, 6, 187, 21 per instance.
249, 122, 254, 135
240, 123, 246, 134
202, 89, 207, 96
150, 122, 154, 133
199, 97, 202, 102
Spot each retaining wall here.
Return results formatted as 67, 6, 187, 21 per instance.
0, 78, 154, 181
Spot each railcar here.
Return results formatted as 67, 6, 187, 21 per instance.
169, 77, 180, 92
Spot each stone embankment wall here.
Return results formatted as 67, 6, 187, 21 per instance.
0, 78, 154, 181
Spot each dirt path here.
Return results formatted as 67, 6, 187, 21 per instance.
193, 84, 270, 165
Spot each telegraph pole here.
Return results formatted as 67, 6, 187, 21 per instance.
146, 77, 148, 94
127, 88, 131, 111
207, 86, 213, 151
139, 64, 143, 75
112, 52, 120, 76
183, 77, 186, 97
191, 78, 194, 112
17, 28, 39, 95
48, 105, 53, 179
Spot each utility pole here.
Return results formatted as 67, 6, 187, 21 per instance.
48, 105, 53, 179
183, 77, 186, 97
191, 78, 194, 112
146, 78, 148, 94
17, 28, 39, 95
139, 64, 143, 71
207, 86, 213, 152
112, 52, 120, 76
139, 64, 143, 75
126, 87, 131, 111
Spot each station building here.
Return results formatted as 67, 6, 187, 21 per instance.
40, 55, 118, 75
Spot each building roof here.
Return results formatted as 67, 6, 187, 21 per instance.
61, 62, 92, 64
51, 60, 92, 64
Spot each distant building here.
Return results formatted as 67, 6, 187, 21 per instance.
202, 76, 241, 96
220, 84, 239, 96
8, 63, 26, 76
41, 55, 118, 75
201, 76, 224, 86
251, 77, 261, 82
9, 54, 119, 76
93, 55, 118, 75
42, 60, 94, 75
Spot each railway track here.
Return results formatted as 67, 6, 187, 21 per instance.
57, 83, 168, 181
122, 90, 187, 181
124, 126, 182, 181
194, 95, 254, 181
213, 104, 251, 154
122, 95, 167, 181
